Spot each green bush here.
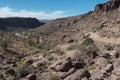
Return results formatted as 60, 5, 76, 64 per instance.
85, 64, 96, 71
16, 63, 32, 78
49, 75, 59, 80
27, 39, 36, 47
39, 65, 47, 71
37, 44, 51, 50
67, 44, 79, 51
67, 43, 99, 53
0, 37, 13, 50
43, 32, 52, 36
56, 48, 65, 56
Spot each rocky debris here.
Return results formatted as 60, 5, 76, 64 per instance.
50, 57, 85, 72
94, 0, 120, 13
95, 57, 108, 68
49, 57, 91, 79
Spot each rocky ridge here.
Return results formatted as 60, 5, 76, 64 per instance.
0, 17, 45, 30
94, 0, 120, 13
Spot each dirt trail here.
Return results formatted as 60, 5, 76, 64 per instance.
89, 32, 120, 44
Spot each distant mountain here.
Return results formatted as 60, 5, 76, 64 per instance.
0, 17, 45, 30
40, 20, 53, 23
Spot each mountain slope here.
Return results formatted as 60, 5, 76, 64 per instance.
0, 17, 45, 30
1, 0, 120, 80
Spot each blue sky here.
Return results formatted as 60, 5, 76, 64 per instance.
0, 0, 108, 20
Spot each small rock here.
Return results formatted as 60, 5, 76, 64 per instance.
68, 39, 74, 43
50, 60, 62, 70
67, 68, 75, 75
55, 65, 62, 71
5, 68, 15, 76
81, 77, 88, 80
114, 58, 120, 68
58, 72, 67, 79
95, 57, 108, 68
104, 64, 113, 73
26, 74, 37, 80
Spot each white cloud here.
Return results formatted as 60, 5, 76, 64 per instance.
0, 7, 68, 20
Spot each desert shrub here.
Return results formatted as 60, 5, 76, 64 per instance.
67, 38, 99, 58
56, 48, 65, 56
43, 32, 52, 36
39, 65, 47, 71
27, 39, 36, 47
0, 37, 13, 50
6, 76, 15, 80
37, 44, 51, 50
16, 63, 33, 78
85, 64, 96, 71
67, 43, 99, 54
67, 44, 78, 51
49, 75, 59, 80
40, 78, 47, 80
78, 38, 99, 53
82, 38, 94, 45
87, 44, 98, 53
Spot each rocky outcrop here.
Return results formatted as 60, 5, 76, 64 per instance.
0, 17, 45, 30
64, 69, 90, 80
94, 0, 120, 13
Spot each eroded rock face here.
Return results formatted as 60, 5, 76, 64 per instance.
94, 0, 120, 13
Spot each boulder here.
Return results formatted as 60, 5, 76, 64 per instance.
50, 60, 63, 70
61, 58, 72, 72
72, 58, 84, 69
64, 69, 90, 80
58, 72, 67, 79
67, 68, 75, 75
55, 65, 62, 71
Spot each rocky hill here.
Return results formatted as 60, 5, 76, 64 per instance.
0, 0, 120, 80
0, 17, 45, 30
